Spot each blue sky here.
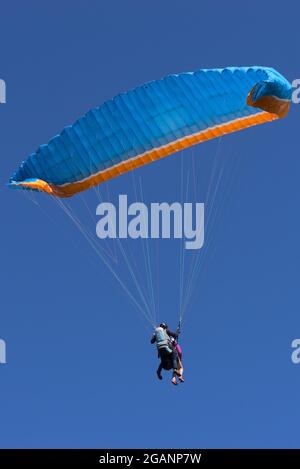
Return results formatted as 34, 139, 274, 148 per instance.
1, 0, 300, 448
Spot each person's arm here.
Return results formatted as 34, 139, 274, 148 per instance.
167, 329, 179, 339
151, 334, 156, 344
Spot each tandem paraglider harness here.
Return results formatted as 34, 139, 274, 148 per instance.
153, 322, 181, 370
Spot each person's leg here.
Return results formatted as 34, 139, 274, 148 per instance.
172, 351, 179, 372
177, 357, 184, 382
157, 362, 163, 380
157, 349, 169, 380
171, 351, 179, 385
176, 345, 184, 382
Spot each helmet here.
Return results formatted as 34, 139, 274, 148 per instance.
160, 322, 168, 330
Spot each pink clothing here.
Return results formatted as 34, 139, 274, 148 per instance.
176, 343, 182, 360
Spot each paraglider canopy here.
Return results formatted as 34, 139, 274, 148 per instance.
9, 66, 292, 198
